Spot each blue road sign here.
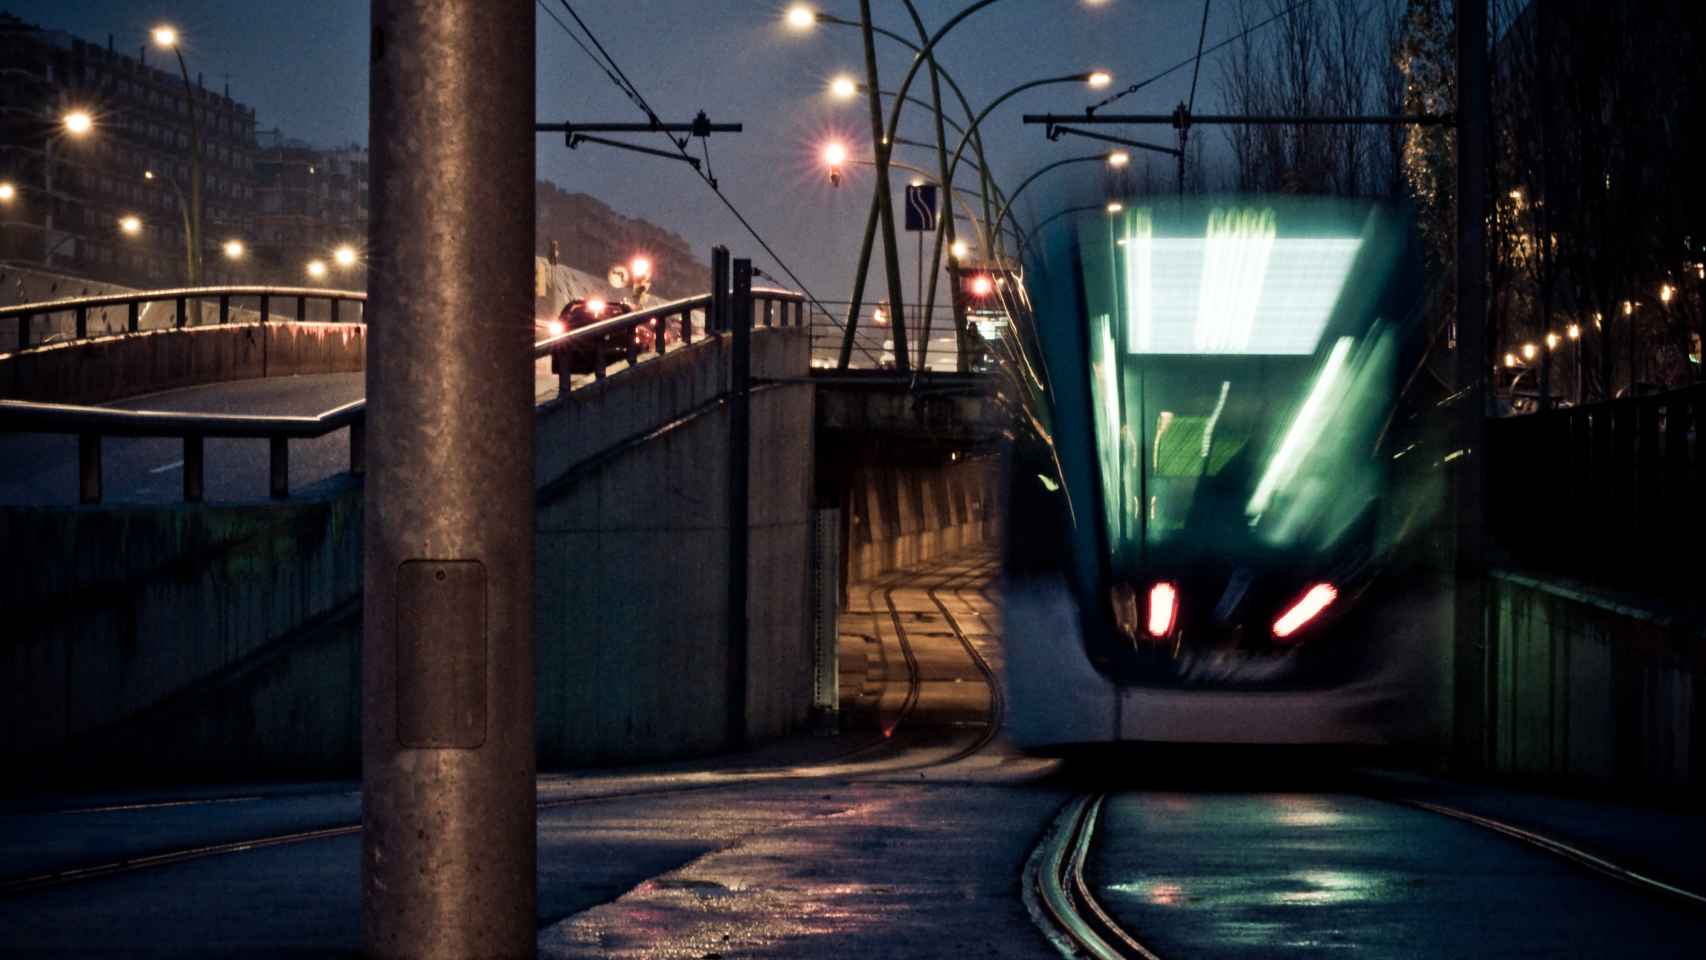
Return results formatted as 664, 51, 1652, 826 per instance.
904, 183, 939, 232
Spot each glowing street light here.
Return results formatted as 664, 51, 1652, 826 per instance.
822, 139, 848, 187
62, 110, 93, 136
151, 25, 178, 48
829, 75, 858, 100
1521, 342, 1537, 361
1623, 300, 1634, 316
630, 255, 652, 280
950, 240, 970, 261
1567, 323, 1581, 340
1107, 150, 1130, 168
1503, 352, 1518, 368
0, 182, 14, 203
1660, 283, 1675, 304
306, 259, 328, 280
1545, 332, 1560, 350
333, 244, 358, 267
1106, 201, 1123, 214
1087, 70, 1113, 89
222, 239, 245, 260
118, 215, 142, 236
785, 5, 816, 30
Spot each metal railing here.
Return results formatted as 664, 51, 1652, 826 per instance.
0, 285, 367, 352
1487, 381, 1704, 595
0, 284, 807, 504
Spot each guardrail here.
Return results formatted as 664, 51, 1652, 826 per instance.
0, 284, 807, 504
0, 285, 366, 352
1488, 381, 1704, 594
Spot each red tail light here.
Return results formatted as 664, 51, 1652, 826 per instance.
1273, 583, 1337, 640
1147, 582, 1178, 638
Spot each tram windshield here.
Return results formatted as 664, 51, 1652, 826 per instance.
1077, 200, 1400, 570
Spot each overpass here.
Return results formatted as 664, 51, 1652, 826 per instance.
0, 272, 1005, 782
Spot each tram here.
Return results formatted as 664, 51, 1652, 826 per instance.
1002, 196, 1447, 749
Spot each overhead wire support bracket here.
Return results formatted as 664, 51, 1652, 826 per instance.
565, 133, 703, 170
1043, 123, 1180, 157
535, 111, 743, 138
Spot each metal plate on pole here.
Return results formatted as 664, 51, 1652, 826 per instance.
904, 183, 939, 232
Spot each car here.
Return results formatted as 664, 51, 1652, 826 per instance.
539, 297, 636, 373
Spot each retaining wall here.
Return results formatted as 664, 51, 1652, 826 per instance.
2, 327, 816, 785
1487, 570, 1703, 793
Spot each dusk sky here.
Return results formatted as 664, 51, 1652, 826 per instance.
9, 1, 1256, 300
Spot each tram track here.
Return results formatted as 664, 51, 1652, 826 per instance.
1026, 781, 1706, 960
3, 551, 1007, 900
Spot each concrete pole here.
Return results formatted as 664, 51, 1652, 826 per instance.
1453, 0, 1489, 772
363, 3, 536, 957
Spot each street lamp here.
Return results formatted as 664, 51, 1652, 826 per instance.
38, 107, 95, 270
62, 110, 93, 136
950, 240, 970, 260
785, 5, 816, 30
0, 182, 14, 203
143, 168, 194, 283
118, 215, 142, 236
1107, 150, 1130, 168
222, 239, 244, 260
1521, 342, 1537, 361
1106, 201, 1123, 214
829, 74, 858, 100
1088, 70, 1113, 89
152, 24, 205, 286
822, 140, 849, 187
306, 259, 328, 280
333, 244, 359, 268
988, 151, 1132, 252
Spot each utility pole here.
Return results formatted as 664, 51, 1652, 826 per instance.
858, 0, 910, 372
1453, 0, 1490, 773
364, 2, 536, 957
727, 256, 752, 748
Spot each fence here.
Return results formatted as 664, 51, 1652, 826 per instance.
1487, 382, 1705, 596
0, 286, 806, 504
0, 285, 365, 351
805, 300, 993, 372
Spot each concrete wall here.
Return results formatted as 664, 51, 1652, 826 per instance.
0, 321, 366, 405
1487, 570, 1703, 793
535, 327, 816, 765
1, 483, 365, 783
844, 458, 1000, 583
2, 326, 817, 784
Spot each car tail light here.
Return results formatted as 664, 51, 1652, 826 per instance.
1147, 582, 1178, 638
1273, 583, 1337, 640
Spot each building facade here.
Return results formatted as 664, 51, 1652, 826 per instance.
0, 13, 261, 288
252, 131, 368, 284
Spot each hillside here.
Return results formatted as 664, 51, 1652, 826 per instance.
536, 181, 707, 301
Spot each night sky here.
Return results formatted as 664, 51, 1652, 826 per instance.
8, 1, 1250, 299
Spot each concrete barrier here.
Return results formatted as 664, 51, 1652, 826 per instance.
2, 326, 817, 785
1487, 570, 1703, 794
0, 321, 367, 405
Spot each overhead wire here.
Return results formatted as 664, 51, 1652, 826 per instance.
1085, 0, 1314, 114
544, 1, 866, 356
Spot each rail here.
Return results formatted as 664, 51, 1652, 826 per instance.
0, 285, 367, 352
1487, 381, 1704, 595
0, 285, 807, 504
